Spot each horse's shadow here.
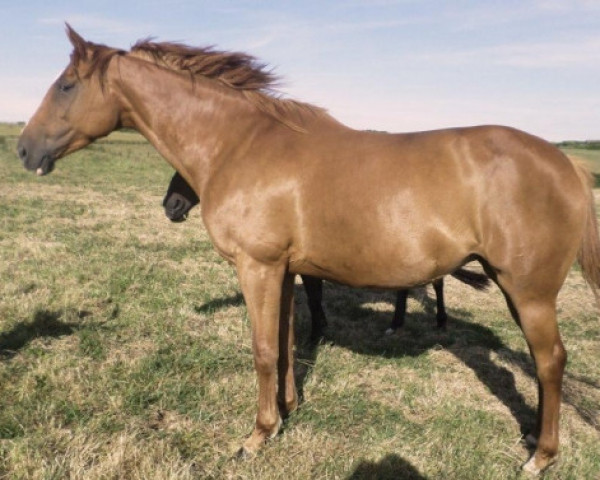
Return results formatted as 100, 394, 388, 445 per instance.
347, 453, 429, 480
0, 308, 82, 360
194, 293, 244, 315
294, 282, 599, 438
196, 282, 599, 437
292, 284, 538, 437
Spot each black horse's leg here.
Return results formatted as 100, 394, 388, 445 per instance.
433, 278, 448, 329
386, 289, 408, 334
301, 275, 327, 340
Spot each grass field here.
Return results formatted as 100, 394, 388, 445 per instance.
1, 123, 599, 479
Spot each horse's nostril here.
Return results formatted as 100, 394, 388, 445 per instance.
18, 145, 27, 161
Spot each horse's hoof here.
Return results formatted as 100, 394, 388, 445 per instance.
522, 456, 542, 476
234, 446, 255, 461
522, 453, 556, 477
309, 332, 324, 344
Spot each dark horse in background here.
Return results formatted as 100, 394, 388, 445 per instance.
163, 171, 490, 335
18, 26, 600, 474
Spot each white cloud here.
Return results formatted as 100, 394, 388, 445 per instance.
534, 0, 600, 12
408, 36, 600, 69
324, 18, 426, 33
493, 38, 600, 68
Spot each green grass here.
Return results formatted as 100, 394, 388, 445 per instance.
1, 123, 599, 479
561, 147, 600, 187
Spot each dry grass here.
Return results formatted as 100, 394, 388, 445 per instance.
0, 124, 599, 479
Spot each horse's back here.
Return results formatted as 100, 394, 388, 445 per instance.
289, 125, 587, 287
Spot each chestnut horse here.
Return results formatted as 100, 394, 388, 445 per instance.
163, 171, 490, 335
18, 26, 600, 474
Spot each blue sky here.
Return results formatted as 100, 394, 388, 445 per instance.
2, 1, 599, 140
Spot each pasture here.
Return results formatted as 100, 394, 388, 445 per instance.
1, 122, 599, 479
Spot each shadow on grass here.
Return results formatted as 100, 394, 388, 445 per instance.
0, 308, 82, 360
300, 283, 599, 435
301, 283, 540, 434
195, 290, 320, 404
194, 293, 244, 315
348, 453, 429, 480
193, 283, 599, 436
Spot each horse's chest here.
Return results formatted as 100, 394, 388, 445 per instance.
202, 201, 293, 265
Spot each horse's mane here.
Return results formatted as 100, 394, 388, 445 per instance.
130, 40, 277, 92
66, 24, 323, 131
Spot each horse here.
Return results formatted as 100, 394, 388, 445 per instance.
17, 25, 600, 474
163, 171, 490, 335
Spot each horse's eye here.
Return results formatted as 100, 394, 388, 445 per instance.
59, 82, 75, 93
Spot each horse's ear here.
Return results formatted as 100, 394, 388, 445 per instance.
65, 23, 88, 62
65, 23, 84, 47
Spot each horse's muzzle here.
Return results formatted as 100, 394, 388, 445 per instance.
17, 138, 55, 176
166, 211, 188, 223
163, 194, 194, 222
34, 155, 56, 176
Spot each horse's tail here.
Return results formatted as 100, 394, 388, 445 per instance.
571, 157, 600, 295
450, 268, 490, 291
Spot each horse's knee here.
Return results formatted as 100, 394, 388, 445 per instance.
536, 341, 567, 384
253, 342, 278, 373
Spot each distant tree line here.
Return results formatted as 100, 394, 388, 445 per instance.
555, 140, 600, 150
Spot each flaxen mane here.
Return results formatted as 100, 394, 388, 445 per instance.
66, 24, 323, 131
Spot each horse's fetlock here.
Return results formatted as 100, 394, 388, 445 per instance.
258, 413, 282, 438
278, 391, 298, 415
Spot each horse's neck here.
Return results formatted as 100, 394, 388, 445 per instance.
112, 57, 264, 197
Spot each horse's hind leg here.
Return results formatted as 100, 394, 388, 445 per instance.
496, 274, 566, 474
520, 302, 566, 474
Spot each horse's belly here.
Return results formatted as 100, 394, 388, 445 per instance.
290, 227, 473, 289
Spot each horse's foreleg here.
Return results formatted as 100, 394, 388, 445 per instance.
386, 290, 408, 334
278, 272, 298, 415
301, 275, 327, 340
236, 255, 287, 456
432, 278, 448, 329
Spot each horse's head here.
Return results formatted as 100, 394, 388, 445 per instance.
18, 24, 123, 175
163, 172, 200, 222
